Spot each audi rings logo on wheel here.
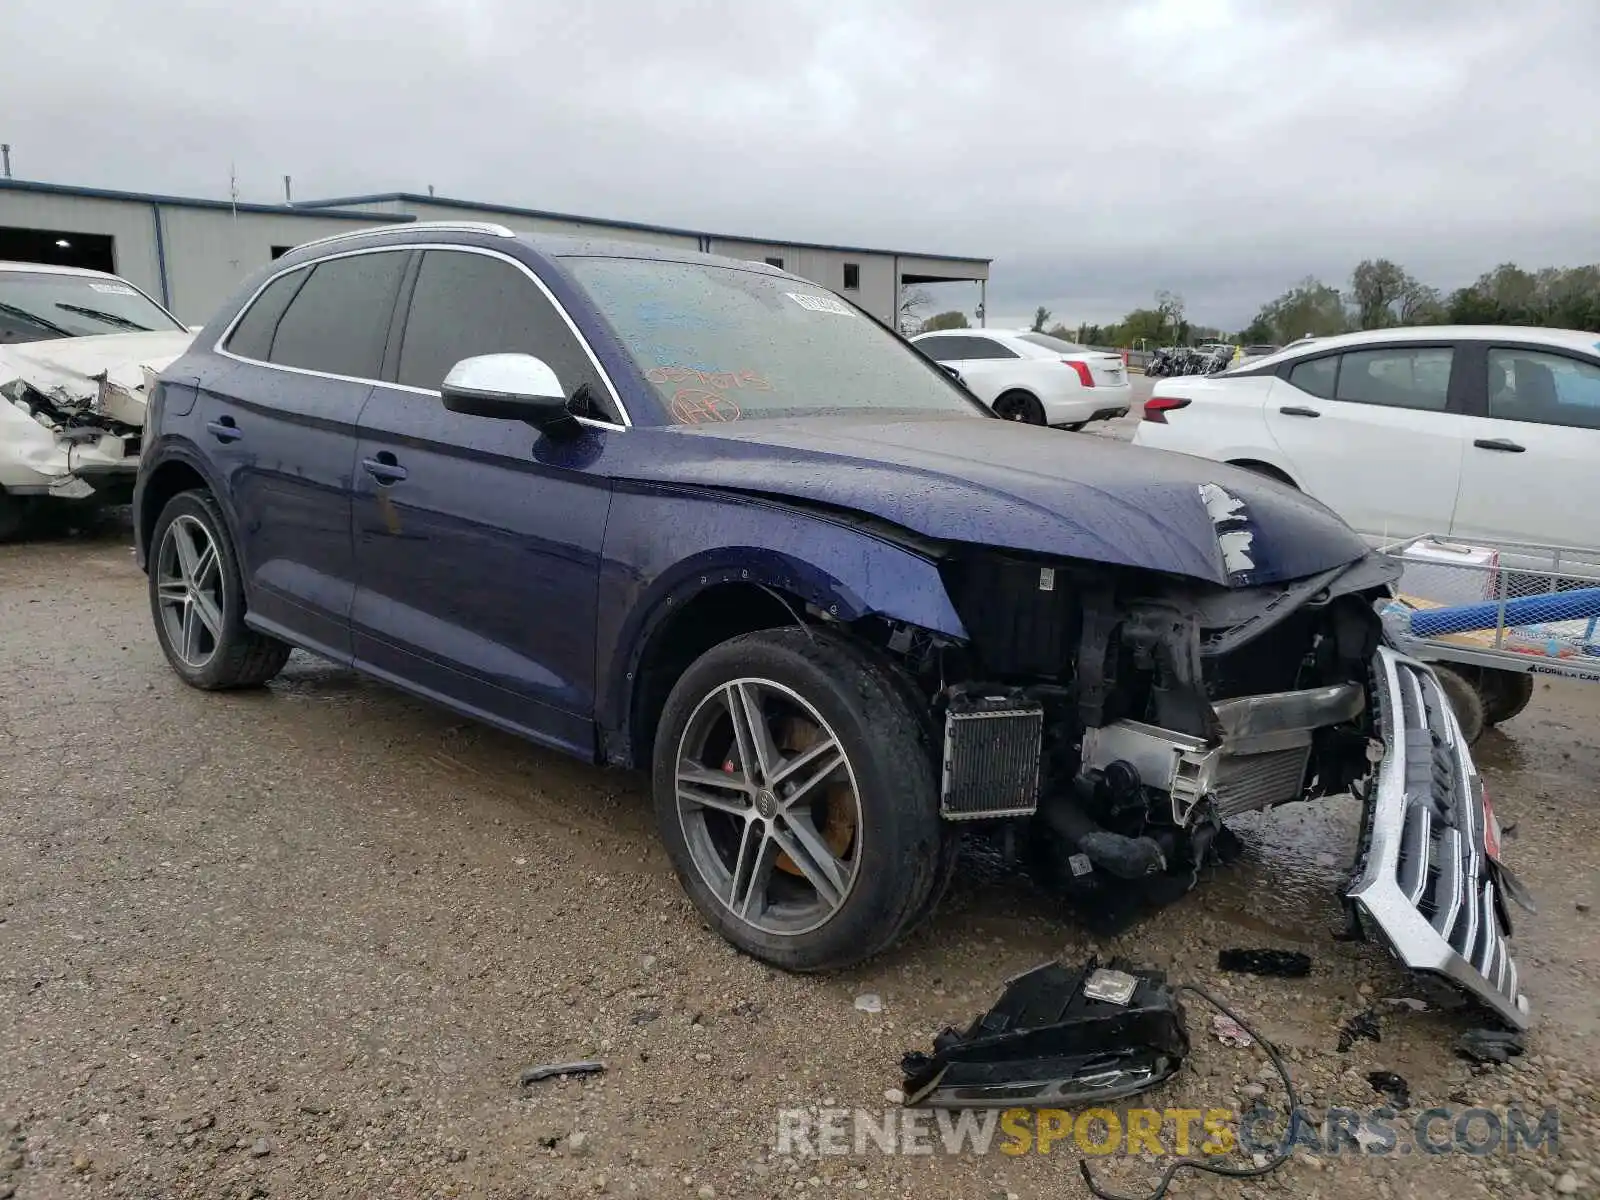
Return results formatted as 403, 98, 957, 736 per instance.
670, 388, 743, 424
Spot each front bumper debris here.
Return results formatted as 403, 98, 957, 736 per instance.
1347, 647, 1530, 1030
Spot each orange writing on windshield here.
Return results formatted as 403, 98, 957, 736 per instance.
647, 366, 772, 392
669, 389, 743, 424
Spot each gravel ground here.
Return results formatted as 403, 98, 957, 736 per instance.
1, 512, 1595, 1200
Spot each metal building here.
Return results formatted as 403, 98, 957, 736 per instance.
0, 179, 990, 328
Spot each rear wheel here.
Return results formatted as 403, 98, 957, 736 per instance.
149, 490, 291, 690
992, 390, 1046, 425
652, 627, 943, 971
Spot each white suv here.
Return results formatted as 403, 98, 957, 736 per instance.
1132, 325, 1600, 549
911, 329, 1132, 429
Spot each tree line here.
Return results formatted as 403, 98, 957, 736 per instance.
909, 259, 1600, 347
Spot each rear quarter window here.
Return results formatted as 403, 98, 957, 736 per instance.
1286, 355, 1337, 399
224, 269, 308, 361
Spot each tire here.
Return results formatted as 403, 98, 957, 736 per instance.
1480, 669, 1535, 727
652, 626, 943, 972
0, 489, 29, 542
1432, 664, 1485, 745
992, 390, 1046, 425
148, 489, 291, 690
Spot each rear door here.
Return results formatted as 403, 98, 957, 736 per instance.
350, 246, 619, 756
208, 248, 410, 659
1451, 342, 1600, 549
1262, 342, 1467, 541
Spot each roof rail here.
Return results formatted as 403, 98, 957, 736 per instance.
292, 220, 518, 253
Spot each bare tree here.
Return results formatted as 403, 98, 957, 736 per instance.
1154, 290, 1186, 341
898, 286, 933, 335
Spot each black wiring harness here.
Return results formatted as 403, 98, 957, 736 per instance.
1077, 984, 1300, 1200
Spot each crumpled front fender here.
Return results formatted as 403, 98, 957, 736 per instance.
596, 484, 967, 756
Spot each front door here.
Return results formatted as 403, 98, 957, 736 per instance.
1451, 342, 1600, 551
351, 247, 620, 757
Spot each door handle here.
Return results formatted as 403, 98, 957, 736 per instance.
1278, 405, 1321, 418
205, 416, 242, 443
361, 453, 408, 484
1473, 437, 1526, 453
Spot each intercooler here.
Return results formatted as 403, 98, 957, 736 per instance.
1209, 744, 1315, 817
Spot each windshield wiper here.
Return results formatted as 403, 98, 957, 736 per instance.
54, 302, 154, 332
0, 299, 76, 338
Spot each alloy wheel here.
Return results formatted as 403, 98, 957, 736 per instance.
674, 678, 862, 936
155, 514, 225, 668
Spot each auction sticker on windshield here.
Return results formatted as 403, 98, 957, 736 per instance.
786, 292, 854, 316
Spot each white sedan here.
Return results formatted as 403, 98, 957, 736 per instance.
910, 329, 1132, 429
0, 261, 194, 538
1131, 325, 1600, 549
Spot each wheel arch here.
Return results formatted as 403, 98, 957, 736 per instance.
624, 579, 802, 772
1226, 457, 1300, 488
135, 444, 237, 572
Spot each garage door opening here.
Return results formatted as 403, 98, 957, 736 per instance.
0, 226, 117, 273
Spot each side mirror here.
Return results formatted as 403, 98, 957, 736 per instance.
440, 354, 580, 436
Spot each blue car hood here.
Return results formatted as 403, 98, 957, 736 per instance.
614, 414, 1369, 587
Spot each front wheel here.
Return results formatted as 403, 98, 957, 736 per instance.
0, 490, 28, 542
652, 627, 943, 971
149, 489, 291, 689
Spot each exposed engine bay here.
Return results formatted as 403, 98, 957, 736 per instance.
874, 545, 1531, 1030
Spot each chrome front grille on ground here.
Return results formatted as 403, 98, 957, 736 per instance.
941, 698, 1043, 821
1347, 647, 1529, 1029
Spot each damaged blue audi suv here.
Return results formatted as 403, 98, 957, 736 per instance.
134, 222, 1530, 1029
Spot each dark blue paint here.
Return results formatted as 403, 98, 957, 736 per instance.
137, 226, 1371, 770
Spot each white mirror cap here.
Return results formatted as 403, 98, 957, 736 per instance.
442, 353, 563, 400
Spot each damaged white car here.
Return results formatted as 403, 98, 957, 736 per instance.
0, 261, 193, 538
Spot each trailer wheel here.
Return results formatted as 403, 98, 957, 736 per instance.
1432, 664, 1485, 745
1481, 669, 1535, 727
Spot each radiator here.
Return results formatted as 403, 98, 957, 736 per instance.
941, 698, 1043, 821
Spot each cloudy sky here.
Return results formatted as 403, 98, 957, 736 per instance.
7, 0, 1596, 327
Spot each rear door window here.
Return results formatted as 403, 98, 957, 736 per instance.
268, 251, 409, 379
956, 337, 1020, 361
1487, 348, 1600, 430
914, 335, 967, 362
391, 249, 612, 418
1333, 347, 1453, 411
1286, 355, 1337, 399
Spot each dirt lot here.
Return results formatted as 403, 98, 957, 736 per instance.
1, 519, 1595, 1200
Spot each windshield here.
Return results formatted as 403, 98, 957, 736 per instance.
0, 270, 186, 344
1018, 331, 1090, 354
565, 257, 987, 424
